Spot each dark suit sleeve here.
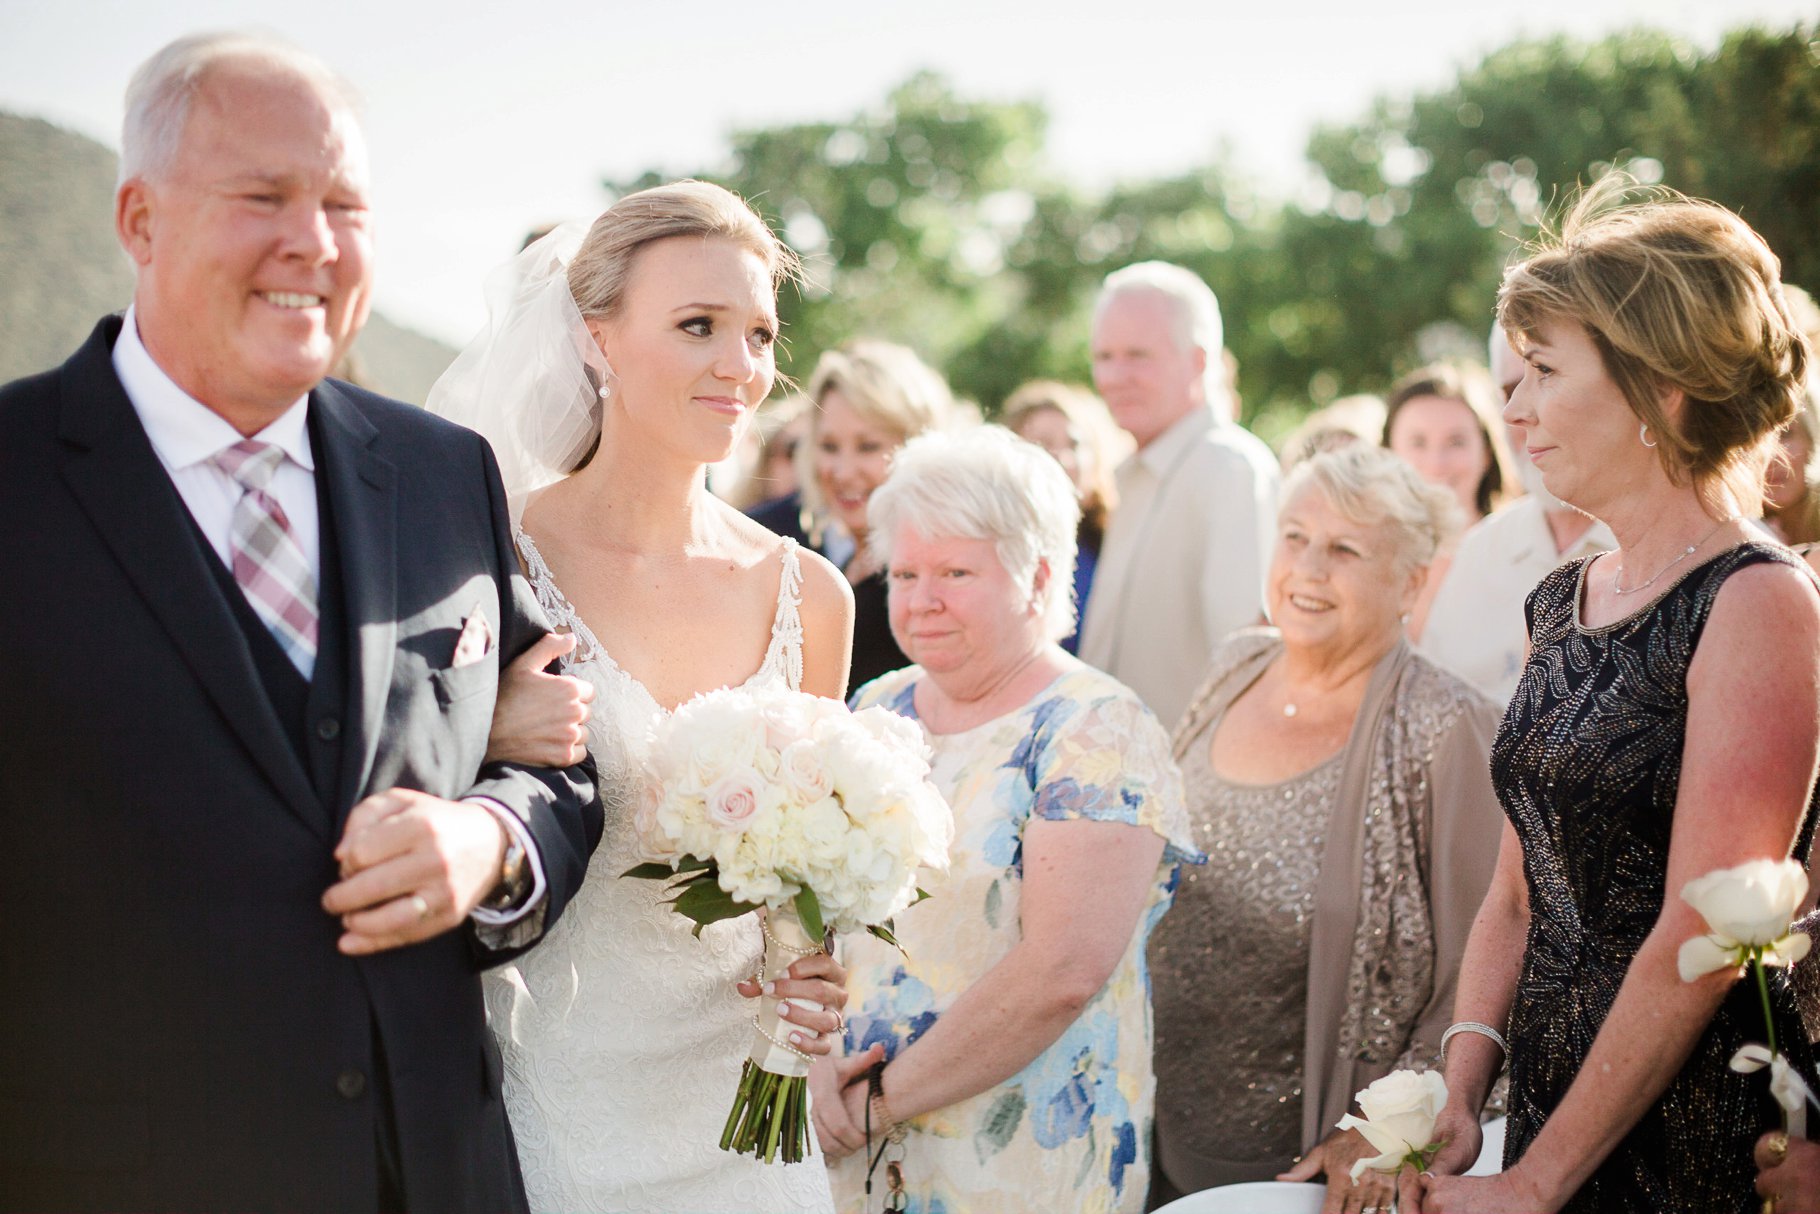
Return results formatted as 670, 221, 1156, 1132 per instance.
460, 435, 603, 964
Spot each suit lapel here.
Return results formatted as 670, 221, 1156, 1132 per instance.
55, 318, 330, 838
309, 381, 396, 819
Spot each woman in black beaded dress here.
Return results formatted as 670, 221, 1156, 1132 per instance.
1415, 179, 1820, 1214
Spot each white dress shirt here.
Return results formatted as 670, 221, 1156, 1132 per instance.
112, 308, 542, 927
114, 307, 321, 648
1421, 496, 1616, 706
1078, 405, 1281, 729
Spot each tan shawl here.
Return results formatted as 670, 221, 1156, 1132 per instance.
1172, 629, 1505, 1152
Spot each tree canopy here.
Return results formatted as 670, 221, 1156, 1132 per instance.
607, 25, 1818, 442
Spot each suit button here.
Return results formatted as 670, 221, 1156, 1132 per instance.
336, 1069, 367, 1099
316, 717, 341, 741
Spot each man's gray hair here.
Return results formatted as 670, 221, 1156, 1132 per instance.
119, 32, 361, 187
867, 426, 1083, 642
1094, 260, 1230, 420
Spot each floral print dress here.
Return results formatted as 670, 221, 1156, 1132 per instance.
829, 664, 1198, 1214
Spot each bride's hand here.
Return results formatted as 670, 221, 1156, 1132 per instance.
810, 1043, 884, 1160
484, 632, 594, 766
735, 950, 850, 1057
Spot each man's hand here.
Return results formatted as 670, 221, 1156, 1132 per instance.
321, 789, 508, 955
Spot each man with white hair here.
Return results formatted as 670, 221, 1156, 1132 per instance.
0, 33, 599, 1211
1077, 261, 1280, 727
1419, 322, 1614, 704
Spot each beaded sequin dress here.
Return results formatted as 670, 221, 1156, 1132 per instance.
482, 532, 834, 1214
1495, 543, 1817, 1213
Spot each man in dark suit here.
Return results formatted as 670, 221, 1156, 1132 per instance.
0, 33, 602, 1212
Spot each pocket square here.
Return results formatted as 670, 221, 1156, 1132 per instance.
452, 601, 495, 668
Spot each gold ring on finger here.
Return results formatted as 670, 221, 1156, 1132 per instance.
1766, 1131, 1792, 1168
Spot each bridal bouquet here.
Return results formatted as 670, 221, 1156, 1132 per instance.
1678, 858, 1818, 1136
626, 685, 952, 1164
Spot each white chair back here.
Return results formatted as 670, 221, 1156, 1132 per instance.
1151, 1182, 1323, 1214
1151, 1120, 1505, 1214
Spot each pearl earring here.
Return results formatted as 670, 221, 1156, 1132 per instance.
1639, 422, 1657, 449
597, 381, 611, 401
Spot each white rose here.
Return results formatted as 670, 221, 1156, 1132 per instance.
780, 740, 835, 803
705, 769, 765, 832
1335, 1069, 1448, 1181
760, 695, 814, 751
1678, 858, 1813, 981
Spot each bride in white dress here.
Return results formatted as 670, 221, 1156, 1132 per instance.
430, 183, 856, 1213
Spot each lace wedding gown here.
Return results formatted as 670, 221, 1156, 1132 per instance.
483, 531, 835, 1214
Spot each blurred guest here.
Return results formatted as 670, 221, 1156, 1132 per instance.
1421, 326, 1614, 704
799, 339, 952, 689
1382, 363, 1518, 639
815, 427, 1197, 1214
1003, 379, 1124, 654
1148, 446, 1500, 1211
738, 392, 811, 513
1766, 285, 1820, 547
1420, 182, 1817, 1214
1280, 393, 1387, 470
1079, 261, 1281, 728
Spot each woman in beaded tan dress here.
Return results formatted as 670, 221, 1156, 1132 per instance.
1148, 446, 1505, 1213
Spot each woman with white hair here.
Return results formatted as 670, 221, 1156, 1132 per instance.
1148, 445, 1504, 1212
811, 426, 1198, 1213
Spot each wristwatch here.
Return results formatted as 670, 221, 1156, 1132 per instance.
479, 830, 529, 912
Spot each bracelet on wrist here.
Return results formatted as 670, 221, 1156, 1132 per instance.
1439, 1020, 1509, 1066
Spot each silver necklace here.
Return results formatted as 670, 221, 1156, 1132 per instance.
1612, 519, 1732, 595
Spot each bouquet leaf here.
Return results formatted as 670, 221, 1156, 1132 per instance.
866, 920, 904, 953
672, 878, 763, 938
622, 862, 681, 881
793, 886, 825, 944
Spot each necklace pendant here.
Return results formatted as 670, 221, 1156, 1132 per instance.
1283, 702, 1298, 718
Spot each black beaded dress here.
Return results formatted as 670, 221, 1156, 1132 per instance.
1494, 542, 1817, 1213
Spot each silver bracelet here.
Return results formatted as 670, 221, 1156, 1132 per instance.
1439, 1021, 1509, 1065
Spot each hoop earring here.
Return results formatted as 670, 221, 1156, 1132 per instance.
1639, 422, 1657, 449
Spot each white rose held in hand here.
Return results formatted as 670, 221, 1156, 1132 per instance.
1336, 1069, 1449, 1182
1677, 858, 1812, 982
1679, 858, 1816, 1139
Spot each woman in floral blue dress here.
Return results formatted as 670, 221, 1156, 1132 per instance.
811, 428, 1197, 1214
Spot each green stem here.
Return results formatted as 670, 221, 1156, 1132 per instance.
1754, 951, 1780, 1059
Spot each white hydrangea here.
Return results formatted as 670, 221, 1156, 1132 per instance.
644, 686, 953, 932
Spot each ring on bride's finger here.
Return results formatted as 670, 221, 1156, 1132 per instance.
833, 1010, 846, 1033
409, 894, 430, 921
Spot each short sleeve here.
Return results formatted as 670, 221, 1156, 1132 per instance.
1028, 686, 1203, 866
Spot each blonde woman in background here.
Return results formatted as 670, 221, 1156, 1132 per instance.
797, 339, 954, 688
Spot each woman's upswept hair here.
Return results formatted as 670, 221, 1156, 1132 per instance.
1498, 174, 1809, 517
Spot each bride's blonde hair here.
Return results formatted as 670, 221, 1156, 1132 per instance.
567, 181, 800, 323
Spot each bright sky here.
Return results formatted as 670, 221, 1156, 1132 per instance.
2, 0, 1809, 345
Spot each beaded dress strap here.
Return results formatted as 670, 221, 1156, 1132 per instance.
763, 538, 806, 692
513, 528, 604, 666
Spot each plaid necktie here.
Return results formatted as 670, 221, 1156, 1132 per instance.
211, 439, 318, 679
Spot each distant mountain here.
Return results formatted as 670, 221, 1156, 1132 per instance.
0, 111, 456, 402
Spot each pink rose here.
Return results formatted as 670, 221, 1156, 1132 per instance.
706, 770, 764, 831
